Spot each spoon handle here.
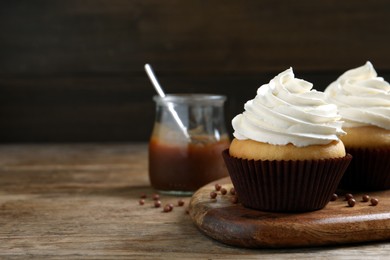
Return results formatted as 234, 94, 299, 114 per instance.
144, 64, 191, 140
145, 64, 166, 98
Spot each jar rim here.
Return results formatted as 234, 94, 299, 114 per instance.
153, 94, 226, 105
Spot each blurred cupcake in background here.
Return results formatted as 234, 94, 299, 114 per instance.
325, 61, 390, 191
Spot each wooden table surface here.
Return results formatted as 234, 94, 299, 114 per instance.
0, 143, 389, 259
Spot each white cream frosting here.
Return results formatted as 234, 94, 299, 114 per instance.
325, 61, 390, 130
232, 68, 345, 147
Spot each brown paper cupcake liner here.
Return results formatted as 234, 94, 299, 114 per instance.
222, 150, 352, 212
338, 147, 390, 191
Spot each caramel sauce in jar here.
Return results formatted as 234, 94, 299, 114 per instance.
149, 94, 229, 195
149, 136, 230, 193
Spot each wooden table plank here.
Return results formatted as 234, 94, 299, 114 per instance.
0, 143, 389, 259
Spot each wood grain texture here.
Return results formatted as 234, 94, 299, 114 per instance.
0, 143, 390, 259
189, 177, 390, 248
0, 1, 390, 142
1, 0, 390, 74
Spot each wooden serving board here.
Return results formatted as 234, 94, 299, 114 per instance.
189, 177, 390, 248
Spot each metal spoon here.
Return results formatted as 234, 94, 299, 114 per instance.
144, 64, 190, 140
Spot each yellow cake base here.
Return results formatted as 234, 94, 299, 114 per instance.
229, 139, 346, 161
341, 126, 390, 148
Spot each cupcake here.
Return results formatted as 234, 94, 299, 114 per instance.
222, 68, 351, 212
325, 61, 390, 191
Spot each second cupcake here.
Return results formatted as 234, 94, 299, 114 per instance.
223, 68, 352, 212
325, 61, 390, 191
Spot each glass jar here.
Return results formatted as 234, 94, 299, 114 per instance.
148, 94, 230, 196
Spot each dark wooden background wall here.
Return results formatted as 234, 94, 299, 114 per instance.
1, 0, 390, 143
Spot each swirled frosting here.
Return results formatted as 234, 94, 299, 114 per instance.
325, 61, 390, 130
232, 68, 345, 147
